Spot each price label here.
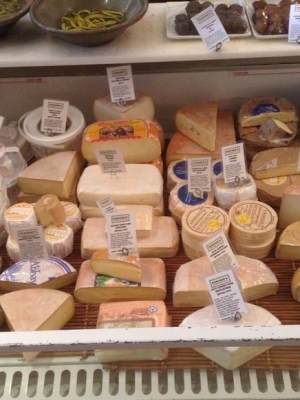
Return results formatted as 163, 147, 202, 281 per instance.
15, 226, 49, 261
96, 196, 117, 215
106, 211, 137, 256
95, 148, 126, 173
107, 65, 135, 105
41, 99, 69, 135
221, 142, 247, 184
187, 157, 211, 194
289, 4, 300, 43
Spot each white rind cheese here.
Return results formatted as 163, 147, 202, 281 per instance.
4, 203, 38, 242
278, 184, 300, 230
61, 201, 83, 233
44, 223, 74, 259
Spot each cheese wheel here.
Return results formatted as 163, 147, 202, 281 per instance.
34, 194, 66, 227
44, 223, 74, 259
61, 201, 82, 233
4, 203, 38, 242
6, 235, 22, 262
230, 233, 276, 260
167, 160, 188, 192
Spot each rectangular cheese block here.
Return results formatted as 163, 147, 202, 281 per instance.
250, 148, 300, 179
17, 151, 83, 200
94, 300, 169, 363
93, 92, 155, 122
180, 304, 281, 370
166, 111, 236, 166
77, 164, 163, 207
82, 119, 161, 164
278, 184, 300, 229
175, 101, 218, 151
74, 258, 166, 304
81, 216, 179, 259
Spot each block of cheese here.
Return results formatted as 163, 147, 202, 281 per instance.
173, 255, 278, 307
17, 183, 78, 204
175, 101, 218, 151
169, 183, 214, 225
81, 216, 179, 259
74, 258, 166, 303
291, 268, 300, 302
94, 300, 169, 363
61, 202, 82, 233
278, 184, 300, 229
93, 92, 155, 122
180, 304, 281, 370
167, 160, 188, 192
0, 256, 77, 291
90, 250, 141, 283
166, 111, 236, 166
275, 221, 300, 260
82, 120, 161, 165
238, 96, 298, 128
255, 175, 300, 209
77, 164, 163, 207
44, 223, 74, 259
4, 203, 38, 242
0, 288, 75, 361
34, 194, 65, 227
250, 148, 300, 179
17, 151, 83, 199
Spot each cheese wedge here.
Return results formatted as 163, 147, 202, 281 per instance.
17, 184, 78, 204
175, 101, 218, 151
166, 111, 236, 166
0, 288, 75, 361
180, 304, 281, 370
34, 194, 65, 227
74, 258, 166, 303
278, 184, 300, 229
173, 255, 278, 307
94, 300, 169, 363
81, 216, 179, 259
17, 151, 83, 199
90, 250, 141, 283
275, 221, 300, 260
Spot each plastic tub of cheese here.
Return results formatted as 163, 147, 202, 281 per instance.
18, 106, 85, 159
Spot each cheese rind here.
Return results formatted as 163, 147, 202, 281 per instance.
74, 258, 166, 303
180, 303, 281, 370
4, 203, 38, 242
175, 102, 218, 151
94, 300, 169, 362
275, 221, 300, 260
77, 164, 163, 207
17, 151, 83, 199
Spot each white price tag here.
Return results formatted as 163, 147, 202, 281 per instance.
202, 231, 239, 273
96, 196, 117, 215
106, 65, 135, 105
289, 5, 300, 42
187, 157, 211, 194
106, 211, 137, 256
41, 99, 69, 135
95, 148, 126, 173
15, 226, 49, 261
205, 269, 247, 321
221, 142, 247, 184
191, 6, 230, 52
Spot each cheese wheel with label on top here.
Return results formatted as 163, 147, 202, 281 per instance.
61, 201, 82, 233
4, 202, 38, 242
44, 223, 74, 259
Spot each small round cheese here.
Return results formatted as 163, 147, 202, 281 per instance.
167, 160, 188, 192
4, 203, 38, 242
34, 194, 66, 227
44, 223, 74, 259
6, 235, 22, 262
61, 201, 82, 233
230, 233, 276, 260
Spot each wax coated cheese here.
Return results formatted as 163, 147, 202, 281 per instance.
278, 184, 300, 229
4, 203, 38, 242
17, 151, 83, 199
82, 120, 161, 164
173, 255, 278, 307
250, 147, 300, 179
275, 221, 300, 260
94, 300, 169, 363
34, 194, 65, 227
90, 250, 141, 283
44, 223, 74, 259
175, 101, 218, 151
166, 111, 236, 166
238, 96, 298, 128
0, 256, 77, 291
93, 92, 155, 122
61, 202, 82, 233
81, 216, 179, 259
77, 164, 163, 207
0, 288, 75, 361
180, 304, 281, 370
74, 258, 166, 303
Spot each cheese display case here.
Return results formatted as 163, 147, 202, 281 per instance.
1, 2, 300, 399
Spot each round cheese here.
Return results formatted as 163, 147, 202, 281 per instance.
6, 235, 22, 262
44, 223, 74, 259
4, 202, 38, 242
34, 194, 66, 227
167, 160, 188, 192
230, 233, 276, 260
61, 201, 82, 233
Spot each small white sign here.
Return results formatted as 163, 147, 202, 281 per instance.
15, 226, 49, 261
221, 142, 247, 184
202, 231, 239, 273
95, 148, 126, 174
187, 157, 211, 194
96, 196, 117, 215
289, 5, 300, 42
106, 211, 137, 256
107, 65, 135, 105
40, 99, 69, 135
205, 269, 247, 321
191, 6, 230, 52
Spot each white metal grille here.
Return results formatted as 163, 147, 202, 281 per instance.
0, 357, 299, 399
